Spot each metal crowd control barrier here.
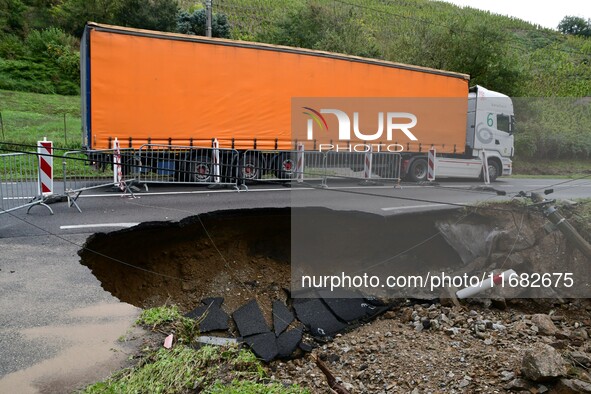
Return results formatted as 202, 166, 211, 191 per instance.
136, 144, 240, 189
62, 147, 138, 211
240, 148, 401, 187
239, 149, 326, 186
0, 148, 53, 215
324, 150, 401, 186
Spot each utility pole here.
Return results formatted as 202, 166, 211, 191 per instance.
206, 0, 212, 38
532, 192, 591, 260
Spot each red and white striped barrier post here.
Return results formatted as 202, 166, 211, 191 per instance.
212, 138, 220, 183
427, 146, 436, 182
37, 138, 53, 196
113, 138, 125, 191
481, 150, 490, 185
296, 143, 305, 183
364, 144, 373, 179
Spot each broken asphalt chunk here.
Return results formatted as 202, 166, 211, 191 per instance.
201, 297, 224, 308
276, 328, 303, 359
293, 298, 346, 337
232, 299, 270, 337
318, 290, 371, 322
243, 332, 278, 362
185, 304, 229, 333
272, 299, 294, 336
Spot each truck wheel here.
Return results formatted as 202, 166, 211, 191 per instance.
408, 158, 428, 182
241, 153, 261, 181
486, 159, 501, 182
183, 155, 212, 183
274, 153, 295, 179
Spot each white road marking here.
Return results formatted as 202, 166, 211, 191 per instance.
60, 223, 140, 230
381, 203, 469, 211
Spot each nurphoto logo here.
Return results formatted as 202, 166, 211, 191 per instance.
302, 106, 418, 152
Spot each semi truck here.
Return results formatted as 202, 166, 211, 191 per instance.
81, 22, 515, 182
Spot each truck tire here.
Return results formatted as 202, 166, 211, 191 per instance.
485, 159, 501, 182
274, 153, 295, 179
408, 158, 428, 182
182, 155, 212, 183
240, 153, 262, 181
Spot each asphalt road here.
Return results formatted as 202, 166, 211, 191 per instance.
0, 176, 589, 392
2, 177, 590, 238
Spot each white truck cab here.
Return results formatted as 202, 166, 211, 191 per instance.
405, 85, 515, 182
466, 85, 515, 179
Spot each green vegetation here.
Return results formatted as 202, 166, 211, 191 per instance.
177, 8, 230, 38
136, 305, 200, 345
558, 16, 591, 38
569, 199, 591, 243
81, 345, 298, 394
136, 305, 183, 327
0, 89, 80, 149
83, 305, 308, 394
1, 1, 590, 164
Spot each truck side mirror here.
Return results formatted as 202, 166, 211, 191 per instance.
509, 115, 516, 134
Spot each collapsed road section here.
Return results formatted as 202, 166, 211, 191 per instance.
79, 205, 590, 361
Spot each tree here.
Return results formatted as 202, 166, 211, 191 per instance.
176, 8, 230, 38
51, 0, 120, 36
52, 0, 179, 36
262, 2, 382, 59
400, 17, 524, 96
558, 16, 591, 38
0, 0, 27, 36
114, 0, 179, 32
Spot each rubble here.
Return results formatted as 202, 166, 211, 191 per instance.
531, 313, 558, 336
521, 343, 567, 382
271, 299, 591, 393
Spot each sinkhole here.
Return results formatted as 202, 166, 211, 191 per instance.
78, 207, 507, 312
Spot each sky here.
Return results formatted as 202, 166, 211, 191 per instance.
436, 0, 591, 30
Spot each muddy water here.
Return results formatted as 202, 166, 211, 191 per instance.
0, 303, 140, 394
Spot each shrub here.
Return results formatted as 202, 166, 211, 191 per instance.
0, 34, 26, 59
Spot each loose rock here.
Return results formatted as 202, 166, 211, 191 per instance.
521, 343, 567, 382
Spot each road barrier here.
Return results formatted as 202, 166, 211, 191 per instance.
481, 150, 490, 185
2, 141, 404, 217
427, 147, 436, 182
239, 148, 328, 187
0, 144, 55, 215
136, 144, 240, 189
62, 147, 139, 211
37, 138, 54, 195
324, 150, 402, 186
296, 143, 305, 183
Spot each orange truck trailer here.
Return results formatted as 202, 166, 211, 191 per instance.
81, 22, 515, 182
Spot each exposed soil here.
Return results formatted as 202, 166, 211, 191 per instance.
79, 204, 591, 393
79, 208, 468, 313
79, 209, 293, 318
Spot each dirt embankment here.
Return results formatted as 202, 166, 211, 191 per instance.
79, 204, 591, 392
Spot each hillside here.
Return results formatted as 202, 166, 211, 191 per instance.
1, 0, 590, 97
0, 0, 590, 161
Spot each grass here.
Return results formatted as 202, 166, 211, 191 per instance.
0, 89, 81, 149
82, 345, 278, 394
83, 305, 309, 394
512, 158, 591, 177
566, 199, 591, 243
136, 305, 183, 327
